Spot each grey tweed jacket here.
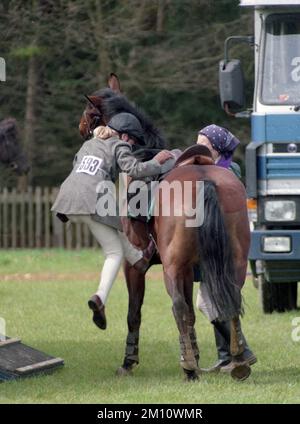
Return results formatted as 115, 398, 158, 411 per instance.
51, 136, 164, 215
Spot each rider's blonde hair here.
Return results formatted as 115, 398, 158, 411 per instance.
93, 126, 116, 140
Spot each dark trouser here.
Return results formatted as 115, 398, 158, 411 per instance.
213, 320, 254, 363
194, 267, 254, 363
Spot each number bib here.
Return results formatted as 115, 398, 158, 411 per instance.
76, 155, 103, 176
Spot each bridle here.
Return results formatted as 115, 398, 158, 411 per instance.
82, 95, 104, 140
82, 109, 101, 139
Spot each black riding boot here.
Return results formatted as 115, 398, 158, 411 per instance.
215, 320, 256, 362
213, 321, 232, 364
202, 320, 257, 372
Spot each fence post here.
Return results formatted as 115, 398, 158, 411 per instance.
20, 189, 26, 248
75, 222, 82, 249
3, 187, 8, 248
66, 222, 73, 249
44, 187, 50, 248
51, 187, 64, 248
35, 187, 42, 248
83, 223, 90, 248
11, 187, 17, 248
28, 186, 34, 248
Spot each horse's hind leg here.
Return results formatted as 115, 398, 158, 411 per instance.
229, 317, 251, 381
164, 266, 199, 379
117, 261, 145, 376
185, 288, 200, 366
229, 257, 251, 379
212, 317, 251, 381
183, 272, 200, 381
224, 211, 251, 380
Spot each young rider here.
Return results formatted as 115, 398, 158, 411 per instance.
52, 112, 174, 330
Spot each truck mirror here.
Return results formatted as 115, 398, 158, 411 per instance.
219, 59, 245, 111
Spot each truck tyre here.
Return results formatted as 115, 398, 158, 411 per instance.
249, 260, 258, 289
259, 276, 298, 313
258, 275, 273, 313
274, 282, 298, 312
252, 276, 259, 289
286, 282, 298, 311
274, 283, 285, 313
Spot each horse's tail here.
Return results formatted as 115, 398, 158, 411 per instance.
198, 181, 242, 321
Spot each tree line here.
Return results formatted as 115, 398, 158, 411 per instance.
0, 0, 254, 188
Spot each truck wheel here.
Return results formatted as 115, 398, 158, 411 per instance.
249, 260, 258, 289
274, 282, 298, 312
273, 283, 285, 313
259, 277, 298, 313
286, 282, 298, 311
252, 276, 259, 289
258, 275, 273, 313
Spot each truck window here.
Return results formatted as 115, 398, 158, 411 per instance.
261, 14, 300, 105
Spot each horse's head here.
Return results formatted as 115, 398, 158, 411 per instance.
79, 96, 104, 140
0, 118, 30, 175
79, 73, 121, 140
79, 73, 166, 152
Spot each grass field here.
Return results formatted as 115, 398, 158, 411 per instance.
0, 249, 300, 404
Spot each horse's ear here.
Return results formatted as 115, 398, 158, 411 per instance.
108, 73, 121, 93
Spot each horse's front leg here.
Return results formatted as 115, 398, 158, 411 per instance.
117, 260, 145, 376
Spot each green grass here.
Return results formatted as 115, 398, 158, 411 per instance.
0, 249, 300, 404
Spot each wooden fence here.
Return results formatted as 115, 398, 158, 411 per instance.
0, 187, 98, 249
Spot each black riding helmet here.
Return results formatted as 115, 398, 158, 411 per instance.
107, 112, 145, 145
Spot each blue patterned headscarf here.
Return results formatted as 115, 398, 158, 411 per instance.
198, 124, 240, 168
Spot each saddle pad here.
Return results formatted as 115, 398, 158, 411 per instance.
127, 181, 155, 222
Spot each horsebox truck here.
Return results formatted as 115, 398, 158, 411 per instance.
219, 0, 300, 312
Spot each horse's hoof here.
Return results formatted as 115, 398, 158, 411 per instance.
116, 367, 132, 377
180, 358, 198, 371
183, 369, 200, 382
230, 363, 251, 381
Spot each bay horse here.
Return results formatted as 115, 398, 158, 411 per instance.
0, 118, 30, 176
79, 74, 251, 381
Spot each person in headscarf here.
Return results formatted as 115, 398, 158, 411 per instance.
195, 124, 257, 376
197, 124, 241, 178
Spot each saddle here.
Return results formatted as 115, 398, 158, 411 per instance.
174, 144, 214, 168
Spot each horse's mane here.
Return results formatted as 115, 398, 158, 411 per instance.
92, 88, 116, 100
92, 89, 166, 151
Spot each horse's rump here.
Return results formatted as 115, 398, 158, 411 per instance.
156, 165, 249, 320
164, 164, 247, 214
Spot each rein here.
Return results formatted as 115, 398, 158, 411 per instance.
83, 109, 102, 139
